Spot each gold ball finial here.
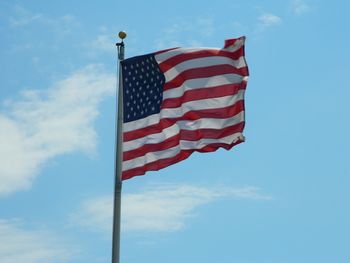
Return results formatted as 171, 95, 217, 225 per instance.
118, 31, 127, 40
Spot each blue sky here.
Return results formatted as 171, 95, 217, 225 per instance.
0, 0, 349, 262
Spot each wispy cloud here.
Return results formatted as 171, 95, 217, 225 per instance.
290, 0, 310, 15
0, 219, 75, 263
91, 34, 115, 53
9, 5, 79, 35
9, 5, 42, 27
0, 65, 115, 195
71, 185, 271, 233
86, 26, 117, 54
154, 17, 214, 49
258, 13, 282, 29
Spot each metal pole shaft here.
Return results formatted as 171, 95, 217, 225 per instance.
112, 37, 125, 263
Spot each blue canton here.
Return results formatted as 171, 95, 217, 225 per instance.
121, 54, 165, 123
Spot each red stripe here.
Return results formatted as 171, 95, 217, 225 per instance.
158, 47, 245, 72
123, 97, 245, 142
224, 37, 244, 48
122, 139, 244, 180
162, 83, 244, 108
163, 65, 248, 91
180, 121, 245, 141
122, 150, 192, 180
123, 121, 245, 161
123, 134, 180, 161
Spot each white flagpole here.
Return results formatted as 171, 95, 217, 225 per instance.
112, 31, 126, 263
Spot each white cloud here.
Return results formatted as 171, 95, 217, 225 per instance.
71, 185, 271, 233
258, 13, 282, 28
290, 0, 310, 15
0, 65, 115, 195
0, 219, 74, 263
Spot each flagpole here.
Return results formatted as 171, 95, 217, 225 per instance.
112, 31, 126, 263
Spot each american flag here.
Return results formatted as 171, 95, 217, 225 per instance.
121, 37, 249, 180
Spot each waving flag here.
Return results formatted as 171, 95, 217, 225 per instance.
121, 37, 249, 180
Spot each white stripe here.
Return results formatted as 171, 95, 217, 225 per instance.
155, 47, 219, 62
124, 123, 179, 151
164, 56, 247, 82
123, 89, 245, 132
162, 73, 245, 100
123, 112, 160, 133
157, 93, 244, 121
177, 111, 244, 131
123, 132, 244, 171
122, 145, 180, 171
123, 111, 245, 151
